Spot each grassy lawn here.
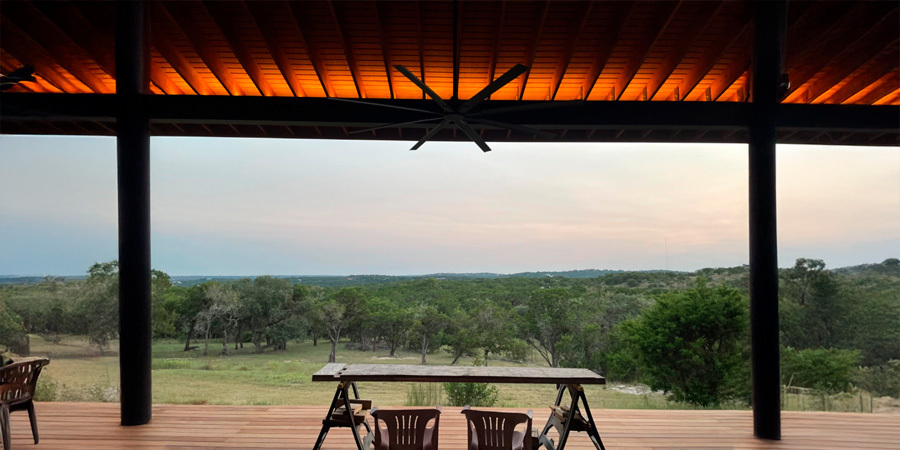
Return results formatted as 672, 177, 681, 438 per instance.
30, 335, 689, 408
30, 335, 879, 412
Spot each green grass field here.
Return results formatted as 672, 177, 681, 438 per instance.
26, 335, 881, 412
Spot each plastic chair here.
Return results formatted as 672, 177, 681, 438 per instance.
461, 406, 533, 450
371, 406, 441, 450
0, 358, 50, 449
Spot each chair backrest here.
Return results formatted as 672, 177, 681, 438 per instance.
461, 407, 532, 450
372, 406, 441, 450
0, 358, 49, 406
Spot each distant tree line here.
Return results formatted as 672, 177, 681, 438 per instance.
1, 257, 898, 405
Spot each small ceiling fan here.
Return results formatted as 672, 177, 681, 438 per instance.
335, 64, 579, 152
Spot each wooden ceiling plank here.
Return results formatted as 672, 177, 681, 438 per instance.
373, 1, 395, 99
244, 1, 306, 98
647, 1, 724, 101
486, 1, 507, 99
28, 2, 115, 78
549, 1, 593, 101
203, 1, 276, 97
614, 1, 682, 101
518, 1, 550, 101
32, 2, 182, 94
149, 2, 217, 95
286, 1, 335, 97
817, 45, 900, 104
157, 2, 248, 96
2, 2, 112, 94
679, 14, 751, 101
783, 3, 898, 102
794, 18, 900, 104
329, 1, 366, 98
855, 72, 900, 105
416, 1, 426, 98
0, 17, 84, 93
583, 2, 636, 99
873, 89, 900, 106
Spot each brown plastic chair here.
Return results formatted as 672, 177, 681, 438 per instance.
0, 358, 50, 450
371, 406, 441, 450
461, 406, 533, 450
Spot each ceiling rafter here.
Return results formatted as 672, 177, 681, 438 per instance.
815, 45, 900, 104
853, 71, 900, 105
329, 1, 366, 98
646, 1, 724, 101
708, 28, 753, 101
791, 12, 899, 103
678, 14, 750, 101
549, 1, 593, 101
0, 17, 85, 92
485, 1, 506, 98
583, 2, 635, 99
158, 2, 249, 96
29, 2, 115, 78
372, 1, 395, 99
783, 3, 897, 102
243, 2, 307, 98
286, 1, 334, 97
614, 1, 682, 101
2, 3, 112, 94
149, 2, 218, 95
518, 1, 551, 101
203, 1, 276, 97
416, 1, 425, 98
873, 89, 900, 106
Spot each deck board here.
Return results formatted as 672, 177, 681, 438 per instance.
2, 403, 897, 449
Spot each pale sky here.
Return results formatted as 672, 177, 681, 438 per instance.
1, 135, 898, 276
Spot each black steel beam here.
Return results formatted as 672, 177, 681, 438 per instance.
116, 0, 152, 427
1, 93, 897, 141
749, 0, 785, 441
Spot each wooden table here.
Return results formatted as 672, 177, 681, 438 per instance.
311, 363, 606, 450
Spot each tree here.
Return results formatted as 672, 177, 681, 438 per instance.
367, 297, 410, 356
621, 279, 749, 406
411, 304, 447, 365
781, 347, 860, 393
77, 261, 120, 354
780, 258, 841, 349
519, 288, 579, 367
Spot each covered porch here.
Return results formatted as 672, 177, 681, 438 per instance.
4, 403, 898, 449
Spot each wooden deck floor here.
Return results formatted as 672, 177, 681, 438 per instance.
2, 403, 897, 449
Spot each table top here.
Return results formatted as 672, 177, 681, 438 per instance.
312, 363, 605, 385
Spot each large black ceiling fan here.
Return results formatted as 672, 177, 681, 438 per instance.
336, 64, 578, 152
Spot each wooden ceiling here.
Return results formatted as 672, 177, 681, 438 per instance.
1, 0, 898, 145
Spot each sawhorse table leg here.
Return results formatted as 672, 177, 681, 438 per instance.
313, 381, 373, 450
538, 384, 605, 450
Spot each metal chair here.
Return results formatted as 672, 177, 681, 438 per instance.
371, 406, 441, 450
0, 358, 50, 450
461, 406, 533, 450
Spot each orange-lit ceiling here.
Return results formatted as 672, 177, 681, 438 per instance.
2, 1, 897, 104
0, 1, 898, 146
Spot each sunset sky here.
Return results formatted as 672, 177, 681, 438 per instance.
1, 135, 898, 276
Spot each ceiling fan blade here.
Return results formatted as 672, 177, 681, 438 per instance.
393, 65, 453, 113
411, 119, 450, 151
468, 118, 556, 139
349, 117, 443, 135
459, 64, 528, 114
328, 97, 441, 115
454, 119, 493, 153
468, 100, 585, 118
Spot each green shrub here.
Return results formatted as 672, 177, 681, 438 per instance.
443, 382, 498, 407
620, 279, 749, 406
856, 360, 900, 398
782, 347, 861, 394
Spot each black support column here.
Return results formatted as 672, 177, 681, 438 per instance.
749, 0, 786, 441
116, 0, 152, 426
